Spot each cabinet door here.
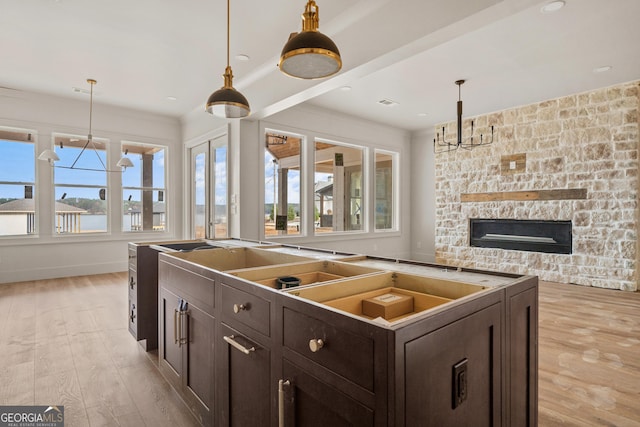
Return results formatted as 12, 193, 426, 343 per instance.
218, 323, 271, 427
404, 303, 502, 427
279, 360, 374, 427
159, 287, 183, 386
183, 302, 215, 425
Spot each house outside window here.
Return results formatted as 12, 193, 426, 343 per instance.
375, 149, 397, 231
264, 131, 303, 236
51, 134, 109, 234
121, 141, 167, 232
0, 128, 36, 236
314, 139, 365, 234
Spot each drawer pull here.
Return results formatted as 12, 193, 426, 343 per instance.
233, 303, 250, 313
129, 276, 135, 289
174, 309, 180, 344
223, 335, 255, 355
309, 338, 324, 353
278, 379, 290, 427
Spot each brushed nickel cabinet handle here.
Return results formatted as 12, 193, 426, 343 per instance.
223, 335, 255, 355
174, 309, 179, 344
233, 303, 250, 313
179, 311, 189, 345
278, 379, 290, 427
309, 338, 324, 353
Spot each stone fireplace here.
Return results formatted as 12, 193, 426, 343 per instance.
434, 81, 639, 291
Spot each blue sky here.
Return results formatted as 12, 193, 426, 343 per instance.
1, 139, 166, 201
264, 150, 301, 205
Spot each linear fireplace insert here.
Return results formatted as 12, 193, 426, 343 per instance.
470, 218, 572, 254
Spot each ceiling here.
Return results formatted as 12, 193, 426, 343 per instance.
1, 0, 638, 132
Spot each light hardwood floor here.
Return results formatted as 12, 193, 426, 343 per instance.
1, 273, 638, 426
538, 281, 640, 426
0, 273, 199, 427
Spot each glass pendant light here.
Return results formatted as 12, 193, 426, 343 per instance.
279, 0, 342, 80
205, 0, 250, 118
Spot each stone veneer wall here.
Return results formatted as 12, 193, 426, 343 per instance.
434, 80, 639, 291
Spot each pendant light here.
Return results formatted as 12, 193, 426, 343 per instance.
38, 79, 134, 171
205, 0, 250, 118
279, 0, 342, 80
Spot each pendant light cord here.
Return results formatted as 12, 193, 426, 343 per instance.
226, 0, 230, 68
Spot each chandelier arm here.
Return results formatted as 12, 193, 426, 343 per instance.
90, 138, 108, 171
69, 139, 92, 169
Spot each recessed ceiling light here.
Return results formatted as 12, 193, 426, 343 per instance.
541, 1, 565, 13
593, 65, 612, 73
340, 86, 352, 92
235, 54, 250, 61
417, 112, 427, 117
166, 96, 177, 101
378, 99, 398, 107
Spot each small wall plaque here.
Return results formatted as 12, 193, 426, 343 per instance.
501, 153, 526, 175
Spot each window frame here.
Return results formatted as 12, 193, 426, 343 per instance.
0, 127, 38, 238
121, 140, 169, 233
374, 148, 399, 232
313, 137, 368, 236
263, 128, 305, 238
50, 132, 111, 235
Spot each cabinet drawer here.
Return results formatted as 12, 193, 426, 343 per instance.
160, 261, 215, 315
128, 268, 137, 298
128, 300, 138, 335
282, 307, 374, 391
221, 283, 270, 337
128, 245, 137, 268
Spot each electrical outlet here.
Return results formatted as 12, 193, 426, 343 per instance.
509, 160, 516, 170
452, 358, 468, 409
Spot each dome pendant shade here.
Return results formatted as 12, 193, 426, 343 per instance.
206, 67, 250, 118
279, 1, 342, 80
116, 156, 134, 169
38, 149, 60, 164
205, 0, 250, 119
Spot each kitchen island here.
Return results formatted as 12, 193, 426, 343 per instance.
147, 240, 537, 426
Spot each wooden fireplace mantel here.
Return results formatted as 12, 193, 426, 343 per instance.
460, 188, 587, 203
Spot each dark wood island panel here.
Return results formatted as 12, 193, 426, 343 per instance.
150, 243, 537, 427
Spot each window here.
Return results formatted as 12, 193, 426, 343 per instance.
314, 139, 364, 234
52, 134, 108, 234
264, 131, 303, 236
190, 136, 228, 239
0, 129, 36, 236
122, 141, 167, 232
375, 150, 396, 230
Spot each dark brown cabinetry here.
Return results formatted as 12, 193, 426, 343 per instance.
216, 278, 276, 427
127, 243, 160, 350
154, 246, 538, 427
158, 258, 216, 427
218, 323, 271, 426
279, 360, 375, 427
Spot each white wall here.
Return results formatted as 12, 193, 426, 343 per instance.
0, 90, 182, 284
409, 128, 436, 262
